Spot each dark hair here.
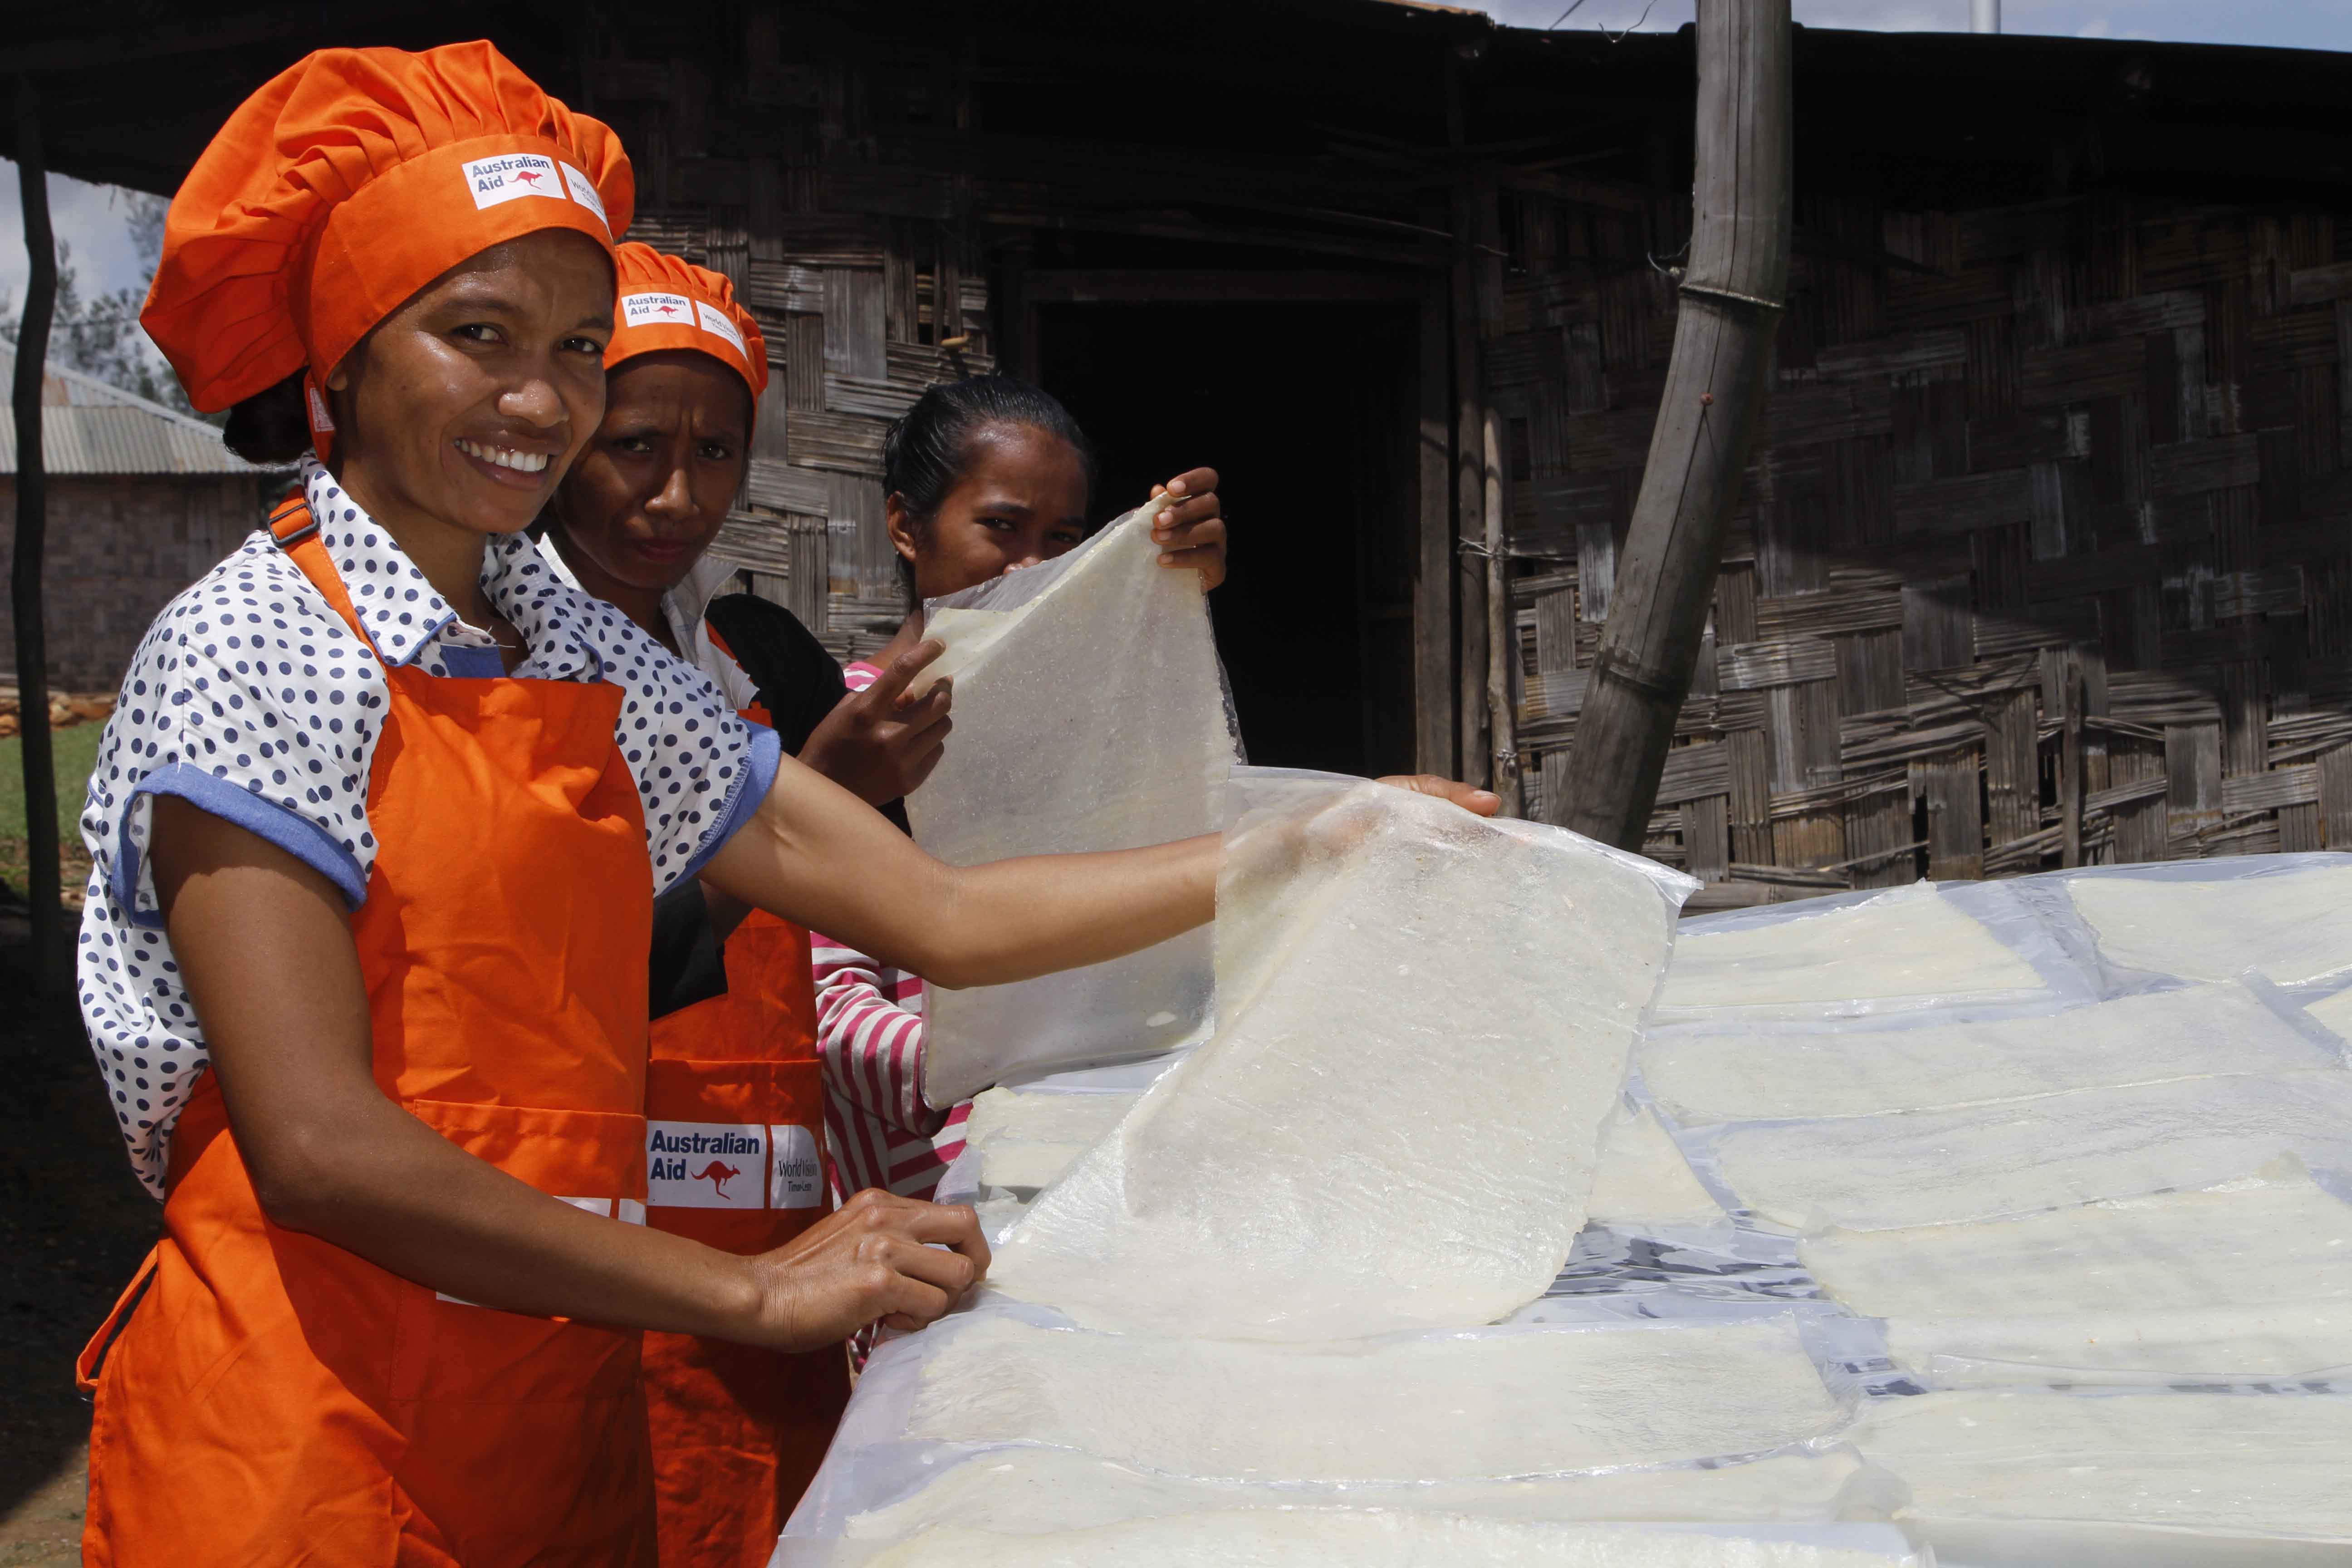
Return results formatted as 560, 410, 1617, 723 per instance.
223, 371, 313, 465
882, 374, 1094, 599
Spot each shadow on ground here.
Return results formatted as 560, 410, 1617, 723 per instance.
0, 905, 160, 1564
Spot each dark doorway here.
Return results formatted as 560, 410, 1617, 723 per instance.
1033, 300, 1421, 778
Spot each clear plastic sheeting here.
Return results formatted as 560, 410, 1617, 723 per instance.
1642, 980, 2340, 1125
1710, 1068, 2352, 1230
1852, 1390, 2352, 1562
987, 778, 1695, 1341
905, 498, 1240, 1106
830, 1447, 1869, 1541
809, 1516, 1929, 1568
902, 1314, 1846, 1483
2062, 856, 2352, 986
1656, 881, 2049, 1015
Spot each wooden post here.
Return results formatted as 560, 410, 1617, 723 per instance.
2060, 650, 2085, 868
1446, 54, 1490, 791
11, 75, 63, 997
1482, 404, 1522, 815
1551, 0, 1792, 846
1413, 278, 1456, 776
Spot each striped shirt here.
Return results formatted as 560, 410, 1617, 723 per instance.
812, 659, 971, 1203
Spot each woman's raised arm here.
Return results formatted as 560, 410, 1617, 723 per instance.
699, 743, 1499, 990
700, 736, 1220, 992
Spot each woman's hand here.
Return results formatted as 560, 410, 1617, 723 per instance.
1376, 774, 1502, 817
741, 1188, 991, 1350
797, 639, 955, 807
1150, 468, 1228, 591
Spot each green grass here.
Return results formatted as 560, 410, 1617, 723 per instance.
0, 723, 106, 898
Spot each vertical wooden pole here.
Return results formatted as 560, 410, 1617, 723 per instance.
2060, 650, 2085, 868
1482, 405, 1521, 815
1553, 0, 1792, 846
1446, 50, 1490, 791
1413, 279, 1455, 775
12, 76, 63, 997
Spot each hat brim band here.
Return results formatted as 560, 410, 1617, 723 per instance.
300, 132, 617, 386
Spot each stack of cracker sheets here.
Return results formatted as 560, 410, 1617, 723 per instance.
786, 838, 2352, 1566
986, 777, 1697, 1341
904, 497, 1240, 1105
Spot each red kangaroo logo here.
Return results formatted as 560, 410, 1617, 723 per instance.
656, 303, 681, 314
514, 168, 545, 185
694, 1160, 742, 1200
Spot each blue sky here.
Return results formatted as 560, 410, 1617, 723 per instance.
2, 2, 2346, 316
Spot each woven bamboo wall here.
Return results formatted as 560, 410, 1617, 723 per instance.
1495, 193, 2352, 908
590, 42, 996, 661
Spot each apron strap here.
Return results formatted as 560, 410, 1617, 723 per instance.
265, 495, 371, 645
267, 491, 319, 545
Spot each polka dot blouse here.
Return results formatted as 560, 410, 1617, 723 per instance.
76, 460, 781, 1197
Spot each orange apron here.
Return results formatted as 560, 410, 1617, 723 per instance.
79, 497, 661, 1568
642, 693, 849, 1566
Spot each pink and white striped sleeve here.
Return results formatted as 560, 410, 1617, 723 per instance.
811, 935, 943, 1140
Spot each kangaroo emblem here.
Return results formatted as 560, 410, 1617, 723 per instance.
694, 1160, 742, 1200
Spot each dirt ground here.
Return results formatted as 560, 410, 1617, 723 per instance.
0, 908, 161, 1566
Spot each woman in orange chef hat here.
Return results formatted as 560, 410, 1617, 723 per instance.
72, 43, 1499, 1568
532, 246, 1251, 1564
537, 242, 871, 1565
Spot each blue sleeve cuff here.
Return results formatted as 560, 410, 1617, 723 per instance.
674, 722, 781, 886
116, 762, 369, 926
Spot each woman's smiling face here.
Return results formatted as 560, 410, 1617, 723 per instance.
327, 228, 616, 539
549, 350, 753, 598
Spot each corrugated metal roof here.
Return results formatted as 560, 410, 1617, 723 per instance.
0, 347, 263, 476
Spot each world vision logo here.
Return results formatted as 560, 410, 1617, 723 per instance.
622, 292, 696, 331
647, 1121, 769, 1210
462, 153, 566, 212
695, 300, 748, 359
559, 163, 609, 234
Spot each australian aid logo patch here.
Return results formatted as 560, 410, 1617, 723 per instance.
647, 1121, 768, 1209
462, 153, 566, 211
622, 292, 697, 331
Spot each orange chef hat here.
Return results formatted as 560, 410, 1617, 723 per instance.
142, 40, 633, 450
605, 242, 768, 400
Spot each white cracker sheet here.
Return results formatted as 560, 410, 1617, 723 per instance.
906, 499, 1238, 1105
2303, 984, 2352, 1039
904, 1316, 1843, 1483
965, 1089, 1139, 1191
988, 781, 1692, 1341
839, 1447, 1865, 1541
963, 1088, 1140, 1149
974, 1141, 1089, 1191
1800, 1166, 2352, 1318
1887, 1303, 2352, 1386
1713, 1068, 2352, 1230
1852, 1390, 2352, 1542
1658, 882, 2041, 1011
1586, 1106, 1726, 1229
1643, 981, 2336, 1124
847, 1516, 1921, 1568
2066, 859, 2352, 985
